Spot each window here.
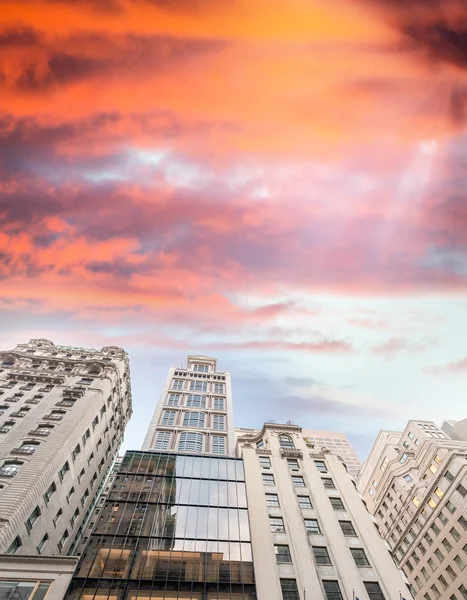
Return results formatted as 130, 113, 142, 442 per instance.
457, 483, 467, 498
322, 478, 336, 489
78, 468, 85, 483
438, 575, 448, 590
297, 496, 312, 509
459, 516, 467, 530
53, 507, 63, 526
44, 481, 56, 503
186, 394, 206, 408
183, 412, 205, 427
439, 511, 448, 525
213, 397, 225, 410
171, 379, 184, 390
211, 435, 226, 455
305, 518, 321, 534
262, 473, 275, 486
72, 444, 81, 461
190, 380, 207, 392
212, 414, 225, 430
7, 536, 21, 554
178, 432, 203, 452
66, 487, 75, 503
25, 506, 41, 532
432, 522, 441, 535
0, 461, 22, 477
454, 554, 465, 570
434, 548, 443, 562
314, 460, 327, 473
279, 434, 294, 449
287, 459, 300, 471
0, 405, 8, 415
0, 420, 15, 433
351, 547, 370, 566
155, 431, 171, 450
275, 545, 292, 563
213, 383, 224, 394
88, 452, 94, 465
82, 428, 90, 445
451, 527, 461, 541
460, 585, 467, 600
58, 529, 69, 552
445, 470, 455, 482
431, 585, 440, 599
323, 581, 343, 600
400, 453, 408, 463
280, 579, 299, 600
447, 500, 456, 513
403, 474, 413, 484
193, 364, 208, 373
161, 410, 176, 426
339, 520, 356, 536
364, 582, 386, 600
58, 461, 70, 481
446, 564, 457, 580
265, 493, 280, 507
92, 416, 99, 430
435, 487, 444, 498
412, 496, 421, 507
292, 476, 305, 487
330, 497, 345, 510
442, 538, 453, 552
81, 488, 89, 506
38, 533, 49, 553
17, 441, 40, 454
71, 507, 80, 527
313, 546, 331, 564
166, 394, 180, 406
380, 457, 388, 472
270, 516, 285, 532
259, 456, 271, 469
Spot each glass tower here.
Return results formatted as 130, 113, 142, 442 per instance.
66, 451, 256, 600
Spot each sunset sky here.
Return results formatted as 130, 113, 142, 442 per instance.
1, 0, 466, 459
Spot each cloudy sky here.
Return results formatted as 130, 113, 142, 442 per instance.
1, 0, 466, 460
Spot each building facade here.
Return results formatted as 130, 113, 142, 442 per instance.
357, 420, 467, 600
440, 420, 459, 438
237, 423, 412, 600
65, 450, 256, 600
142, 355, 234, 456
302, 429, 362, 479
0, 338, 132, 556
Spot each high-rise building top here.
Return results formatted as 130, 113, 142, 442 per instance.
440, 419, 459, 437
357, 419, 467, 600
142, 355, 235, 456
0, 338, 132, 556
302, 429, 362, 478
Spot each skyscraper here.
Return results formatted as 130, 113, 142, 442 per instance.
0, 338, 132, 556
142, 355, 234, 456
357, 419, 467, 600
302, 429, 362, 479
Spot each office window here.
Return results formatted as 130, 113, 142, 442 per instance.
58, 461, 70, 481
17, 441, 40, 454
339, 520, 356, 536
351, 547, 370, 566
459, 585, 467, 600
82, 428, 90, 445
259, 456, 271, 469
280, 579, 299, 600
431, 585, 440, 599
451, 527, 461, 541
171, 379, 184, 390
81, 488, 89, 507
292, 476, 305, 487
412, 550, 420, 563
297, 496, 312, 509
457, 483, 467, 498
44, 481, 56, 504
193, 364, 209, 373
37, 533, 49, 553
439, 511, 448, 525
447, 500, 456, 513
364, 582, 386, 600
434, 548, 444, 562
275, 545, 292, 563
304, 518, 321, 534
313, 546, 331, 565
53, 508, 63, 526
71, 507, 80, 527
322, 478, 336, 489
262, 473, 275, 486
442, 537, 453, 552
213, 383, 225, 394
279, 434, 294, 449
445, 470, 454, 482
72, 444, 81, 461
58, 529, 69, 552
155, 431, 171, 450
190, 380, 207, 392
314, 460, 327, 473
166, 394, 180, 406
403, 474, 413, 483
7, 536, 22, 554
446, 564, 457, 580
432, 522, 441, 535
211, 435, 226, 455
183, 412, 205, 428
323, 581, 343, 600
270, 516, 285, 532
435, 487, 444, 498
178, 432, 203, 452
459, 515, 467, 530
25, 506, 41, 532
161, 410, 176, 426
454, 554, 465, 570
186, 394, 206, 408
213, 397, 225, 410
330, 497, 345, 510
0, 420, 15, 434
287, 459, 300, 471
212, 414, 225, 430
66, 487, 75, 503
0, 461, 22, 477
265, 493, 280, 507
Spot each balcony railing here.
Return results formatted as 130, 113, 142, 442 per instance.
280, 447, 303, 459
43, 415, 63, 421
28, 430, 51, 437
11, 447, 36, 455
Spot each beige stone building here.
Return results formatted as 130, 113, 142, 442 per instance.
237, 423, 412, 600
357, 419, 467, 600
0, 338, 132, 556
142, 355, 235, 456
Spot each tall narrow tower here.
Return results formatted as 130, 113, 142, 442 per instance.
142, 355, 235, 455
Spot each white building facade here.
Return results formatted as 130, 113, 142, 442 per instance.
142, 355, 235, 456
357, 420, 467, 600
302, 429, 362, 479
0, 338, 132, 556
237, 423, 412, 600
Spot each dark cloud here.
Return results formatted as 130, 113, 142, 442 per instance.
0, 27, 40, 47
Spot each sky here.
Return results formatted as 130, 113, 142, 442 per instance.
1, 0, 467, 461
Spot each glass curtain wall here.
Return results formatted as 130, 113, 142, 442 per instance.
66, 451, 256, 600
